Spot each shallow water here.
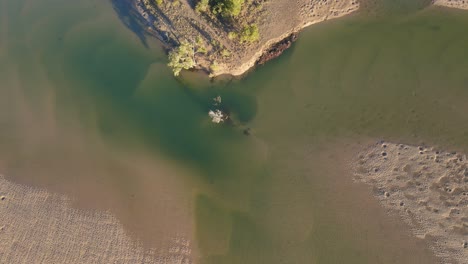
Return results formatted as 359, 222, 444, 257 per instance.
1, 0, 468, 263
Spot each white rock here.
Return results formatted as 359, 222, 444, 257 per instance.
208, 110, 224, 123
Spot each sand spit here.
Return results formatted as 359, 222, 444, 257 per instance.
135, 0, 359, 77
0, 175, 192, 264
352, 142, 468, 264
131, 0, 468, 77
434, 0, 468, 10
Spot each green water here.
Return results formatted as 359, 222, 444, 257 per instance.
1, 0, 468, 263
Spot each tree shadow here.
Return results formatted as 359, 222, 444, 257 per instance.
188, 19, 213, 43
110, 0, 150, 48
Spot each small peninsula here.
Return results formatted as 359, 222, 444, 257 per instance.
137, 0, 360, 77
137, 0, 468, 77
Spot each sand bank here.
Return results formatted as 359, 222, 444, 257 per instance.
434, 0, 468, 10
352, 142, 468, 264
136, 0, 359, 77
0, 175, 192, 264
132, 0, 468, 77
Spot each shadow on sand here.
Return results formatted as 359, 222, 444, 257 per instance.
110, 0, 150, 48
110, 0, 178, 48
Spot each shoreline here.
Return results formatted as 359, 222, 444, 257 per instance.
211, 2, 360, 77
132, 0, 468, 78
134, 0, 359, 77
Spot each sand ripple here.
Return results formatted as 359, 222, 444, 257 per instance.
353, 142, 467, 264
0, 176, 192, 264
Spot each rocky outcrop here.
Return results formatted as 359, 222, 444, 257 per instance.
257, 33, 298, 65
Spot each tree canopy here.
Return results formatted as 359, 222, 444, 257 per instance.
240, 24, 259, 43
198, 0, 244, 17
168, 41, 196, 76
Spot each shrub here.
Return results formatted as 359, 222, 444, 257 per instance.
221, 49, 231, 58
195, 0, 210, 13
155, 0, 163, 6
210, 61, 220, 73
168, 41, 196, 76
240, 24, 259, 43
228, 31, 238, 40
172, 0, 180, 7
195, 36, 207, 54
212, 0, 244, 17
210, 39, 220, 49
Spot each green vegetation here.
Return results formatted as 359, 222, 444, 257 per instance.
228, 31, 238, 40
214, 0, 245, 17
221, 49, 231, 58
240, 24, 259, 43
168, 41, 196, 76
144, 0, 261, 76
210, 39, 220, 49
195, 0, 210, 13
210, 60, 220, 73
172, 0, 180, 7
195, 36, 208, 54
196, 0, 245, 17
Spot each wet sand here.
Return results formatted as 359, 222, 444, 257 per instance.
304, 140, 442, 264
0, 0, 196, 258
352, 142, 468, 264
0, 175, 191, 263
2, 0, 468, 263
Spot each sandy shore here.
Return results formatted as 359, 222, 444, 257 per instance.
434, 0, 468, 10
136, 0, 359, 77
214, 0, 360, 76
134, 0, 468, 77
0, 175, 192, 264
352, 142, 468, 264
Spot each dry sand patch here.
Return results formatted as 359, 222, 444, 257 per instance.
352, 142, 468, 264
434, 0, 468, 10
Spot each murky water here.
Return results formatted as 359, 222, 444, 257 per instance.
1, 0, 468, 263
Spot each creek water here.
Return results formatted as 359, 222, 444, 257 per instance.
1, 0, 468, 263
